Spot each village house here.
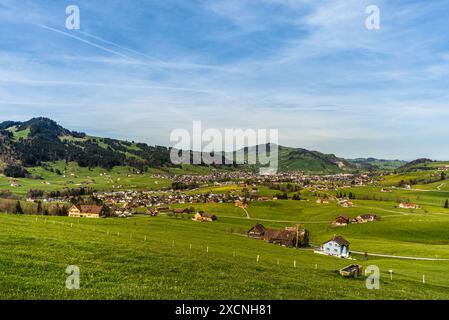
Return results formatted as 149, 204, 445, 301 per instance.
156, 206, 171, 212
263, 228, 309, 248
173, 208, 190, 214
68, 205, 104, 218
319, 235, 350, 258
248, 224, 309, 248
193, 212, 217, 222
399, 202, 420, 209
234, 199, 247, 209
333, 215, 350, 226
10, 179, 20, 187
352, 214, 378, 224
247, 224, 266, 239
398, 202, 419, 209
339, 200, 354, 208
316, 198, 330, 204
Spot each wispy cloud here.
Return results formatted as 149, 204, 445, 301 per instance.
0, 0, 448, 159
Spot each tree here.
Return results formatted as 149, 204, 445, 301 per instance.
15, 201, 24, 215
442, 172, 446, 181
444, 199, 449, 209
36, 201, 43, 215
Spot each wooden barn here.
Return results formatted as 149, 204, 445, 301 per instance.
247, 224, 266, 239
334, 215, 350, 226
261, 227, 309, 248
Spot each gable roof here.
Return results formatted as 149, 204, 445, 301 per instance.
359, 214, 376, 219
79, 205, 103, 215
324, 235, 350, 246
248, 224, 265, 234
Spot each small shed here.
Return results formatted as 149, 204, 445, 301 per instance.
339, 264, 363, 278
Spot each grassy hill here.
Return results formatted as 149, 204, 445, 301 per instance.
348, 158, 407, 170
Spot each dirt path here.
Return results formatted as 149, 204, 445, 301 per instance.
350, 250, 449, 261
219, 215, 331, 224
399, 187, 449, 193
240, 207, 251, 219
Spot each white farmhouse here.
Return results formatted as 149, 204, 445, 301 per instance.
321, 235, 350, 258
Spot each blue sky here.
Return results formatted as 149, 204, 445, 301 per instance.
1, 0, 449, 160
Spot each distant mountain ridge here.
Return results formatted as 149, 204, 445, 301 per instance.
0, 117, 405, 173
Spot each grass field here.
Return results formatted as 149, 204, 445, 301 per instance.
0, 162, 173, 196
2, 163, 449, 300
2, 194, 449, 299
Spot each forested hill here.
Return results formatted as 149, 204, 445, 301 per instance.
0, 117, 173, 171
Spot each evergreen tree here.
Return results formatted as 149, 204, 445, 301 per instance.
444, 199, 449, 209
15, 201, 24, 215
37, 201, 43, 215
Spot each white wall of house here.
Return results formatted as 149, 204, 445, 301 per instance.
322, 240, 349, 258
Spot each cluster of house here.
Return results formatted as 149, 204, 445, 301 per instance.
333, 213, 378, 226
247, 224, 309, 248
67, 203, 219, 223
171, 171, 375, 193
92, 190, 248, 215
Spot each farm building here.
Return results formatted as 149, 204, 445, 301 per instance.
333, 215, 350, 226
193, 212, 217, 222
339, 264, 363, 278
247, 224, 266, 239
234, 200, 247, 208
262, 227, 309, 248
399, 203, 420, 209
320, 235, 350, 258
68, 205, 104, 218
339, 200, 354, 207
173, 208, 190, 214
316, 198, 330, 204
10, 180, 20, 187
352, 214, 378, 224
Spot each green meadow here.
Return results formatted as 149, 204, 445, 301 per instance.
0, 162, 173, 196
1, 163, 449, 299
2, 193, 449, 299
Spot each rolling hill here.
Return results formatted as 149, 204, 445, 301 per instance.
0, 117, 400, 174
